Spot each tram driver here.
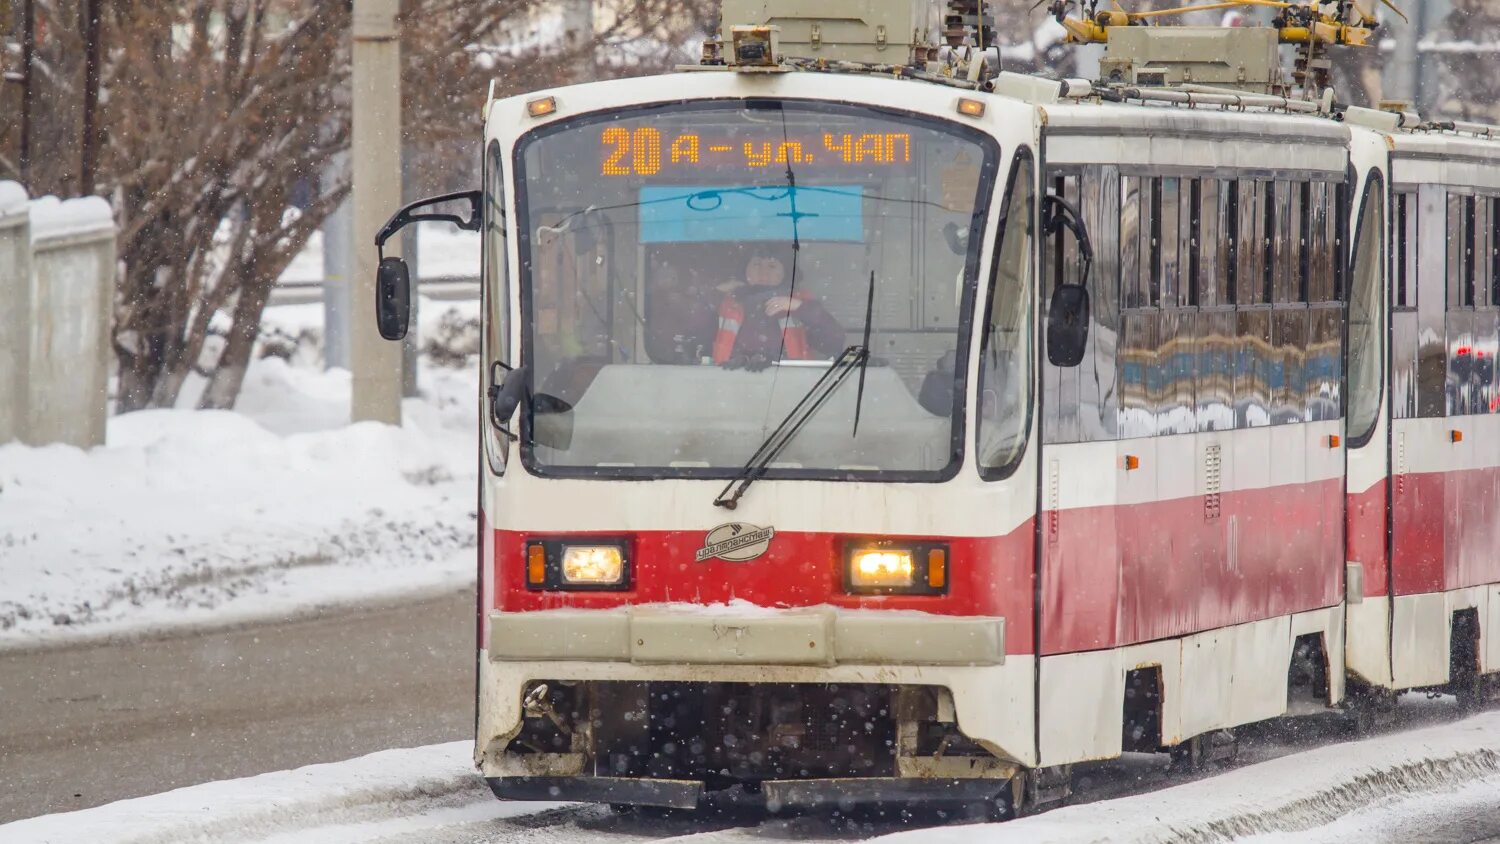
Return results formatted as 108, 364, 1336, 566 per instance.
710, 249, 845, 371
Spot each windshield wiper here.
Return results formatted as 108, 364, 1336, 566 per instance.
713, 345, 868, 510
851, 269, 877, 437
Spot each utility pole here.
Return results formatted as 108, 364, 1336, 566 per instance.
564, 0, 594, 77
322, 153, 352, 371
80, 0, 102, 196
351, 0, 403, 425
18, 0, 33, 188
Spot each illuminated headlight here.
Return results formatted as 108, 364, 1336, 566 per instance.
561, 546, 625, 585
845, 542, 948, 595
525, 539, 630, 591
850, 550, 915, 588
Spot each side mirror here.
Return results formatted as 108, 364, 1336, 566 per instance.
489, 364, 529, 435
375, 257, 411, 341
372, 190, 480, 342
1041, 193, 1094, 368
1047, 284, 1090, 368
488, 363, 576, 451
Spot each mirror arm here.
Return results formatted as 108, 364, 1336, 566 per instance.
1042, 194, 1095, 286
375, 189, 483, 251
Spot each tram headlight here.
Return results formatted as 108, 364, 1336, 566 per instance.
561, 545, 626, 585
850, 549, 914, 588
845, 542, 949, 595
524, 539, 631, 591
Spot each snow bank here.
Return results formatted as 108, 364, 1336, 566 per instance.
28, 195, 113, 243
0, 742, 561, 844
0, 181, 27, 219
9, 712, 1500, 843
877, 711, 1500, 844
0, 349, 479, 648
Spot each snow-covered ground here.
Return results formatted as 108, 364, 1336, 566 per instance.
8, 710, 1500, 844
280, 223, 480, 284
0, 300, 482, 649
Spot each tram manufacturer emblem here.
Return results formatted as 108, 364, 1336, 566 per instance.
695, 523, 775, 562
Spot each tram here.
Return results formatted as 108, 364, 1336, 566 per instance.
368, 0, 1500, 815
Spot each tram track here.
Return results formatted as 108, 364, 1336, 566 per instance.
387, 697, 1484, 843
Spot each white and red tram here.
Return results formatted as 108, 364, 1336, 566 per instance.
368, 2, 1500, 815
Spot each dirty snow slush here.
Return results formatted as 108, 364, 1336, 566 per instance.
7, 709, 1500, 843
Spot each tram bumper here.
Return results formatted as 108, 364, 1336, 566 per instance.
486, 605, 1005, 667
488, 775, 1008, 811
478, 606, 1034, 805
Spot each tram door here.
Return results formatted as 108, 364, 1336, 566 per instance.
1344, 166, 1391, 687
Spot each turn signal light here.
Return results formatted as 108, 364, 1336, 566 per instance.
527, 544, 547, 585
927, 549, 947, 589
1451, 430, 1464, 443
1124, 455, 1141, 471
1327, 434, 1341, 449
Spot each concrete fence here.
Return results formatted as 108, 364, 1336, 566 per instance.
0, 182, 116, 449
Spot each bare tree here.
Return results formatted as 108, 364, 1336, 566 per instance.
1429, 0, 1500, 123
4, 0, 708, 413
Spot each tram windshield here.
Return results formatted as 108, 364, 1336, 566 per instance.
513, 100, 998, 480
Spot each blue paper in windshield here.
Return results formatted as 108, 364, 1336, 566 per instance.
638, 185, 864, 243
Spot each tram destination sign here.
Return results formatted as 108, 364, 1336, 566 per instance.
602, 128, 914, 176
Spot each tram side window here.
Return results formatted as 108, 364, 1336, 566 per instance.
1064, 169, 1345, 443
1478, 197, 1494, 307
1159, 177, 1181, 306
1236, 179, 1266, 305
1198, 179, 1222, 307
1272, 179, 1301, 304
483, 140, 512, 474
1492, 197, 1500, 306
1394, 191, 1418, 310
1447, 192, 1477, 416
1449, 193, 1478, 309
1121, 175, 1147, 308
1308, 181, 1338, 303
1392, 190, 1420, 419
1476, 196, 1497, 415
979, 157, 1035, 479
1442, 189, 1500, 417
1347, 175, 1385, 446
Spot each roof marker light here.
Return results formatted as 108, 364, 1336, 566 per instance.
527, 97, 558, 119
957, 98, 986, 118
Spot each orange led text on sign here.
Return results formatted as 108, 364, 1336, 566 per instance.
601, 130, 914, 176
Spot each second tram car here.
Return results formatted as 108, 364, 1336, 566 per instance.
369, 0, 1500, 815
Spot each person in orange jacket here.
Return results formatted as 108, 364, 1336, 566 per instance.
711, 251, 844, 371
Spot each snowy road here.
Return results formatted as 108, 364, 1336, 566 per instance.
8, 708, 1500, 843
0, 590, 473, 823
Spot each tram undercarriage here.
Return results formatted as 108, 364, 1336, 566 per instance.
487, 679, 1020, 811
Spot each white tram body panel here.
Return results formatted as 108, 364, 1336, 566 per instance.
1030, 101, 1354, 765
477, 71, 1048, 796
1382, 129, 1500, 690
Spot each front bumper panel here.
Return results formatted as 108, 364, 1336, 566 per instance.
488, 606, 1005, 667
